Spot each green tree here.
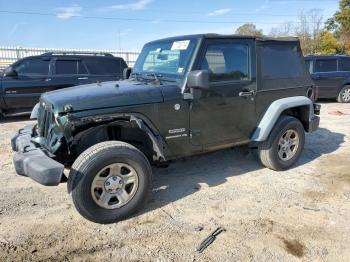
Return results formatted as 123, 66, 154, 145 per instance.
318, 31, 339, 54
235, 23, 263, 36
325, 0, 350, 54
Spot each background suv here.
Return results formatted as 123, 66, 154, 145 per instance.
0, 52, 128, 118
305, 55, 350, 103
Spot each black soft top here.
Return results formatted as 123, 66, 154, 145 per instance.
147, 33, 300, 44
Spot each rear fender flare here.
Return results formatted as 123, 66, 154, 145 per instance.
250, 96, 313, 142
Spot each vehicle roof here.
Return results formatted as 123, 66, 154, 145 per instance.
305, 54, 350, 59
146, 33, 300, 44
19, 54, 124, 60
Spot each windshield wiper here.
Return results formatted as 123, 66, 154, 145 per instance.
146, 73, 163, 85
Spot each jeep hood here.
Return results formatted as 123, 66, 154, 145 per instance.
41, 80, 164, 113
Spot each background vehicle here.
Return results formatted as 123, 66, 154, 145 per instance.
305, 55, 350, 103
0, 52, 128, 118
12, 34, 320, 224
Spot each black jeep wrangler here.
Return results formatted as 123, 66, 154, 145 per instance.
12, 34, 320, 224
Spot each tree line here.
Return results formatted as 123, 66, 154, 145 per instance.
235, 0, 350, 55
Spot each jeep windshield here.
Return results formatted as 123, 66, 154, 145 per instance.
133, 37, 199, 79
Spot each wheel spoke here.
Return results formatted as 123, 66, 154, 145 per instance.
278, 149, 285, 159
290, 138, 298, 146
116, 189, 130, 204
109, 164, 121, 176
285, 130, 291, 139
93, 176, 106, 188
99, 191, 111, 206
123, 172, 137, 185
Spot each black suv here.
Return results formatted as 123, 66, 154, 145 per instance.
304, 55, 350, 103
0, 52, 128, 117
12, 34, 320, 224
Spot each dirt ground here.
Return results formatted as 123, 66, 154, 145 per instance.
0, 101, 350, 262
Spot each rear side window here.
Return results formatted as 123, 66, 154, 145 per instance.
55, 60, 78, 75
261, 44, 304, 79
315, 59, 337, 73
84, 58, 127, 75
201, 42, 249, 82
14, 58, 50, 76
305, 60, 313, 73
339, 58, 350, 72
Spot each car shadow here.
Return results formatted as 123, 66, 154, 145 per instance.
0, 115, 32, 124
134, 127, 344, 218
316, 98, 337, 104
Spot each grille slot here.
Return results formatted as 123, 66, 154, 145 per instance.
37, 104, 54, 140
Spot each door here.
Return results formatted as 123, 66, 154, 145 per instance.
2, 57, 52, 109
313, 58, 343, 98
189, 39, 256, 146
52, 59, 79, 90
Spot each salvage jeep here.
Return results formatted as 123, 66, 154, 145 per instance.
12, 34, 320, 224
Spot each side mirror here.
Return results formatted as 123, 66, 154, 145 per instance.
123, 67, 132, 80
187, 70, 209, 90
4, 67, 18, 78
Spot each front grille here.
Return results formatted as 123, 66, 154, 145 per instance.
37, 103, 54, 141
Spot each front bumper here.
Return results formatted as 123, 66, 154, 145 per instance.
11, 124, 64, 186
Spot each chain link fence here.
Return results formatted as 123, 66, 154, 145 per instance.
0, 46, 140, 70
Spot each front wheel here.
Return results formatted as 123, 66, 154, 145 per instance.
337, 86, 350, 103
258, 116, 305, 171
68, 141, 152, 224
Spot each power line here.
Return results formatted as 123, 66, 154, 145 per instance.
0, 10, 328, 25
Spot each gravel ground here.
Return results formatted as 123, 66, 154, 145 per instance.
0, 101, 350, 262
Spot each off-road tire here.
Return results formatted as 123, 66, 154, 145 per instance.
67, 141, 152, 224
258, 116, 305, 171
337, 86, 350, 103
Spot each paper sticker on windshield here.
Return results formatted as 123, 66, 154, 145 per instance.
171, 40, 190, 50
177, 67, 184, 73
155, 48, 161, 53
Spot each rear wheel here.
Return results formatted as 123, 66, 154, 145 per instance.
68, 141, 152, 224
258, 116, 305, 171
337, 86, 350, 103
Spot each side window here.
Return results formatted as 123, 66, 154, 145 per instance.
55, 60, 78, 75
201, 42, 249, 82
261, 44, 304, 79
84, 58, 127, 75
339, 58, 350, 72
78, 61, 88, 74
315, 59, 337, 73
13, 58, 50, 76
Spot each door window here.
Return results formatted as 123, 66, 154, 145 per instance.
339, 58, 350, 72
315, 59, 337, 73
55, 60, 78, 75
13, 58, 50, 76
201, 43, 249, 82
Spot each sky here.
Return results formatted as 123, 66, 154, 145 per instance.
0, 0, 339, 51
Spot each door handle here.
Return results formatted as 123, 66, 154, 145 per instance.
239, 90, 255, 97
78, 77, 88, 80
